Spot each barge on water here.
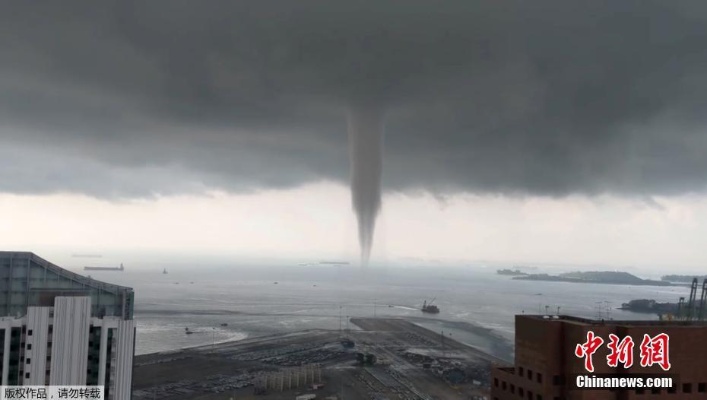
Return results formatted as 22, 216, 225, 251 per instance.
84, 263, 124, 272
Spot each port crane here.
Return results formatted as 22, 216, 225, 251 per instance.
699, 279, 707, 321
669, 278, 707, 322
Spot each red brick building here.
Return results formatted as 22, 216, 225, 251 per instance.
491, 315, 707, 400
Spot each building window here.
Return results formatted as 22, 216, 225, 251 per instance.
698, 383, 706, 393
519, 388, 524, 396
527, 391, 533, 400
667, 386, 676, 394
26, 344, 31, 350
537, 373, 542, 383
683, 383, 692, 393
527, 370, 533, 380
26, 358, 30, 364
536, 395, 542, 400
552, 375, 561, 385
24, 373, 29, 379
651, 388, 661, 395
510, 384, 515, 394
27, 330, 32, 336
502, 381, 507, 390
519, 367, 524, 376
494, 378, 499, 387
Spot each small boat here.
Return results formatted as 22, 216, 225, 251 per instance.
185, 327, 194, 335
220, 323, 228, 327
273, 282, 278, 284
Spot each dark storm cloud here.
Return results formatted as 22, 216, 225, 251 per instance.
2, 0, 707, 198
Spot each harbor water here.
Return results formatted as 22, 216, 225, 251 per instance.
74, 264, 688, 360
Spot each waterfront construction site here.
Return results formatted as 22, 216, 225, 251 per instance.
132, 318, 503, 400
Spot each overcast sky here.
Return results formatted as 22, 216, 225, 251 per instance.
2, 1, 707, 272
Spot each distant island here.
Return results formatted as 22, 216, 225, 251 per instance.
497, 268, 528, 276
661, 275, 707, 283
619, 299, 679, 314
513, 271, 672, 286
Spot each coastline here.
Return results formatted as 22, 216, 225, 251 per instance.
135, 316, 513, 363
133, 318, 501, 399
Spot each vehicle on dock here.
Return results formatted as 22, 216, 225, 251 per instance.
356, 352, 377, 365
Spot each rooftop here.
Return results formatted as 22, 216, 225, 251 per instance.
521, 314, 707, 327
0, 251, 134, 319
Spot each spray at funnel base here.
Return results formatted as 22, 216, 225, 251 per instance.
347, 106, 384, 267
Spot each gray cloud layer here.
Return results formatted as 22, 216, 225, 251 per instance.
2, 1, 707, 198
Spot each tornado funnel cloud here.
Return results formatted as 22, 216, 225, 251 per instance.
347, 106, 384, 267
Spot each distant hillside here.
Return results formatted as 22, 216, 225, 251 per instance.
497, 268, 528, 276
514, 271, 671, 286
661, 275, 707, 283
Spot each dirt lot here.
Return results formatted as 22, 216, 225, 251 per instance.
132, 319, 492, 400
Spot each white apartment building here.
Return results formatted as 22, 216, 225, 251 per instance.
0, 252, 135, 399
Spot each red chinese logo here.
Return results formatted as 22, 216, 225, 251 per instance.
639, 333, 671, 371
606, 333, 634, 368
575, 331, 671, 372
575, 331, 604, 372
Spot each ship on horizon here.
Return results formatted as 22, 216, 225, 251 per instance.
319, 261, 350, 265
84, 263, 124, 272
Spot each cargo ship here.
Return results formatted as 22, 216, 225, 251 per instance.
84, 263, 124, 272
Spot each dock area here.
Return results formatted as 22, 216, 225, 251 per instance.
132, 318, 494, 400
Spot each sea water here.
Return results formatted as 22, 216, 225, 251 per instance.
79, 264, 686, 360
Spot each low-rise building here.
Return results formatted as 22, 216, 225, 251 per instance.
491, 315, 707, 400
